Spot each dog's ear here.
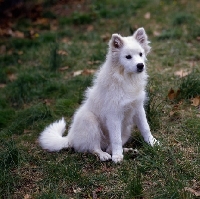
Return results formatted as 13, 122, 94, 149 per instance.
111, 34, 123, 49
134, 28, 147, 44
133, 27, 151, 54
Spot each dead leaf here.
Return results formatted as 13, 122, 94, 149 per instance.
174, 69, 191, 78
87, 60, 101, 65
8, 29, 14, 37
57, 50, 68, 56
61, 37, 70, 44
73, 187, 81, 193
169, 111, 175, 116
82, 69, 96, 75
172, 138, 179, 144
13, 30, 24, 38
50, 20, 58, 31
73, 70, 83, 77
153, 31, 161, 36
59, 66, 69, 71
191, 96, 200, 107
184, 187, 200, 197
17, 51, 23, 55
101, 33, 110, 42
23, 129, 33, 134
29, 29, 35, 36
7, 49, 13, 55
0, 84, 6, 88
43, 99, 53, 106
34, 18, 49, 25
87, 25, 94, 32
73, 69, 96, 77
144, 12, 151, 19
0, 28, 12, 37
24, 194, 32, 199
168, 88, 178, 100
0, 45, 6, 54
8, 74, 17, 82
168, 88, 180, 100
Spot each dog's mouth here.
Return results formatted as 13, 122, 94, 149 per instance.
137, 68, 144, 73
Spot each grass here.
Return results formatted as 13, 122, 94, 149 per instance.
178, 70, 200, 99
0, 0, 200, 198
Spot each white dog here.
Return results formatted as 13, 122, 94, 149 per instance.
39, 27, 159, 163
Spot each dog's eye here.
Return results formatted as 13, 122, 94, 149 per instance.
126, 55, 132, 59
139, 52, 143, 57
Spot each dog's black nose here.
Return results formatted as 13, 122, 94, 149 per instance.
137, 63, 144, 72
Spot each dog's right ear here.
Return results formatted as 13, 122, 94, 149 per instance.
133, 27, 151, 54
110, 34, 123, 49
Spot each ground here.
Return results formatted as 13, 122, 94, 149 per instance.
0, 0, 200, 198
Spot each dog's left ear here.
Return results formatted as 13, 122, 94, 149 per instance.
133, 27, 151, 54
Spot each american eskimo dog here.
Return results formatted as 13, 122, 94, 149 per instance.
39, 27, 159, 163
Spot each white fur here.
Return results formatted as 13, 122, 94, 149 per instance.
39, 27, 159, 163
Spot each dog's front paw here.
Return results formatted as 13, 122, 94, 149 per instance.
99, 152, 112, 161
112, 154, 124, 163
147, 136, 160, 146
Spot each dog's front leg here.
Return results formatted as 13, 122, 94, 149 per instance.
134, 105, 159, 146
106, 116, 123, 163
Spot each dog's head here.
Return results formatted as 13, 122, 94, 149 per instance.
109, 27, 151, 74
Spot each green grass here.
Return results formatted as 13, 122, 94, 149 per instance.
0, 0, 200, 198
178, 70, 200, 99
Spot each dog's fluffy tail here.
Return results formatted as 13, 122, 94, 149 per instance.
39, 117, 69, 152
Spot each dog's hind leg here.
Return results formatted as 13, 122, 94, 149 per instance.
69, 109, 112, 161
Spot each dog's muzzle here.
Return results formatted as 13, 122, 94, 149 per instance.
137, 63, 144, 72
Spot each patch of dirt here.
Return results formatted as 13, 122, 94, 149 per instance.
0, 2, 42, 27
13, 165, 43, 199
0, 0, 90, 38
0, 0, 89, 27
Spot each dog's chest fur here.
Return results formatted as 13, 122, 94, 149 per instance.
86, 66, 147, 115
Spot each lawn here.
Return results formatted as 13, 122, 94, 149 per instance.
0, 0, 200, 198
